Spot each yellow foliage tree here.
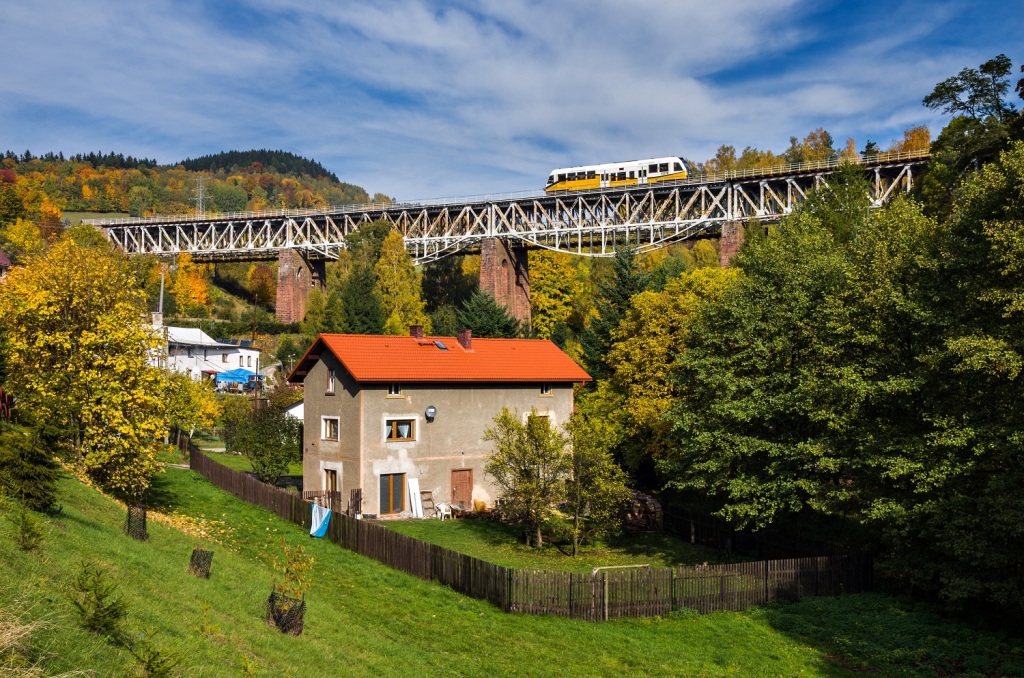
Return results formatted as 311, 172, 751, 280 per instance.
0, 238, 168, 498
529, 250, 583, 340
586, 267, 740, 466
374, 230, 430, 335
164, 371, 221, 447
172, 252, 212, 316
889, 125, 932, 153
0, 217, 45, 260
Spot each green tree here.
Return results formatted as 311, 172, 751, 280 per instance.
300, 288, 328, 344
924, 54, 1015, 122
211, 183, 248, 213
374, 230, 430, 335
341, 263, 385, 334
0, 427, 62, 513
564, 410, 630, 556
457, 290, 521, 338
234, 408, 302, 485
484, 408, 570, 548
422, 255, 476, 311
580, 247, 648, 381
0, 238, 167, 499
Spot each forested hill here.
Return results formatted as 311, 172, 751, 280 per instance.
0, 149, 371, 219
180, 149, 339, 182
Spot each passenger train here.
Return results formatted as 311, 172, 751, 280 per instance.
545, 156, 689, 192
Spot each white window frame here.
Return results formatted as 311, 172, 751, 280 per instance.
387, 383, 402, 397
321, 416, 340, 441
540, 383, 552, 396
327, 369, 336, 395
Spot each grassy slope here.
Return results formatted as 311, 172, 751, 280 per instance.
2, 470, 1021, 677
385, 517, 737, 572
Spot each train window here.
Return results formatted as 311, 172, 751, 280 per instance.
547, 175, 555, 184
558, 174, 566, 182
659, 163, 669, 172
617, 172, 626, 181
649, 164, 658, 173
587, 170, 596, 179
628, 171, 634, 179
674, 162, 683, 172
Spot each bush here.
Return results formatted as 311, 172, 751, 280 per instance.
9, 504, 44, 552
126, 628, 181, 677
67, 560, 128, 639
0, 429, 61, 513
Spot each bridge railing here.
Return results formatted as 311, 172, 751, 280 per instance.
85, 148, 930, 228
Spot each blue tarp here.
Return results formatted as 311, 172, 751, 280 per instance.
215, 368, 257, 384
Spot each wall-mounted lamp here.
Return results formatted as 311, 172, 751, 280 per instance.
425, 405, 437, 422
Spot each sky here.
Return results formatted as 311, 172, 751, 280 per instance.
1, 0, 1020, 201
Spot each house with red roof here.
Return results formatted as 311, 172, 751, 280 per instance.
287, 327, 591, 517
0, 249, 11, 282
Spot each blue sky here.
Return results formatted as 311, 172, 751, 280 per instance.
1, 0, 1020, 200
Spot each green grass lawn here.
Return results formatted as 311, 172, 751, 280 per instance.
385, 515, 737, 572
63, 211, 130, 224
2, 470, 1022, 677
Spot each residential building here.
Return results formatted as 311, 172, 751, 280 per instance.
288, 327, 591, 516
150, 314, 261, 382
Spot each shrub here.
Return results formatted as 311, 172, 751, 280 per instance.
126, 628, 181, 678
67, 560, 128, 639
272, 540, 314, 599
0, 429, 61, 513
10, 504, 44, 552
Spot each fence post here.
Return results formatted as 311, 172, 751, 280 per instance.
603, 572, 610, 621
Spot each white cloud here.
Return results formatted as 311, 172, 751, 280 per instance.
0, 0, 1018, 198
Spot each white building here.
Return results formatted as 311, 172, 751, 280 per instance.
151, 314, 261, 381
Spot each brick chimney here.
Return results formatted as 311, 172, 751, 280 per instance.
409, 325, 424, 340
457, 329, 472, 350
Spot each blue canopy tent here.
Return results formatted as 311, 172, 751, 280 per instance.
215, 368, 256, 385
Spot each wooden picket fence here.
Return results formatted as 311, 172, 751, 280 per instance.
189, 449, 871, 621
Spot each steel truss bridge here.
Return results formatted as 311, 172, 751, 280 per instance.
88, 150, 928, 265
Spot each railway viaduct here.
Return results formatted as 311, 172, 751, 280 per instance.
87, 150, 928, 325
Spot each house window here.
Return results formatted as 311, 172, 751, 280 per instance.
387, 384, 402, 397
322, 417, 339, 441
385, 419, 415, 441
379, 473, 405, 514
239, 356, 243, 367
540, 384, 552, 396
222, 353, 228, 363
203, 349, 208, 360
327, 369, 336, 395
248, 356, 252, 367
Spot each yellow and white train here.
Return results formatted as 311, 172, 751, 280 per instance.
545, 156, 689, 192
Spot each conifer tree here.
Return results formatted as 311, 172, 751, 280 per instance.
580, 247, 648, 381
341, 263, 385, 335
457, 290, 521, 338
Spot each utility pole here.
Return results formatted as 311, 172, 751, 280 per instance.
192, 176, 210, 217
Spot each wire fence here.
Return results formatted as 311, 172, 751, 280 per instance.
189, 449, 871, 621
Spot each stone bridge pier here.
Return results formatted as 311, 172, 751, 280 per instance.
276, 249, 325, 323
479, 237, 531, 326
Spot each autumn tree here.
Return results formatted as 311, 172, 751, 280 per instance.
374, 230, 430, 335
889, 125, 932, 154
172, 253, 212, 317
234, 408, 302, 485
246, 264, 276, 308
164, 372, 221, 448
529, 250, 583, 340
580, 247, 649, 381
0, 238, 167, 499
484, 408, 570, 548
564, 410, 630, 556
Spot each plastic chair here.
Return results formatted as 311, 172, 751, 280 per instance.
435, 503, 452, 520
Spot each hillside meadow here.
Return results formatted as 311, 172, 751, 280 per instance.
2, 469, 1022, 676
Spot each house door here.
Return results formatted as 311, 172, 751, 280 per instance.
380, 473, 405, 514
451, 469, 473, 509
324, 469, 338, 494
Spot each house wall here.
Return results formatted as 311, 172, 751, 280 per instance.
302, 353, 362, 499
301, 361, 577, 515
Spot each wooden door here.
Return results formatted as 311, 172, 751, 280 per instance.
324, 469, 338, 493
451, 469, 473, 509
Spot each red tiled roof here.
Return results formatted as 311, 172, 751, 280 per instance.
0, 249, 10, 267
288, 333, 591, 384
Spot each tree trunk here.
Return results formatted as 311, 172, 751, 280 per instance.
572, 513, 580, 557
535, 524, 543, 549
